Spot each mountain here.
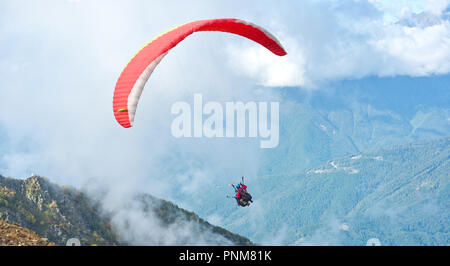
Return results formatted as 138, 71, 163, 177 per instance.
0, 175, 120, 245
260, 76, 450, 176
0, 175, 253, 246
175, 76, 449, 244
222, 136, 449, 245
0, 219, 55, 246
126, 193, 253, 245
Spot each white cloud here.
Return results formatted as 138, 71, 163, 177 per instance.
0, 0, 270, 244
0, 0, 449, 244
425, 0, 450, 15
227, 0, 450, 88
369, 21, 450, 76
227, 36, 308, 87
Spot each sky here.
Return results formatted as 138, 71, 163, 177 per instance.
0, 0, 449, 244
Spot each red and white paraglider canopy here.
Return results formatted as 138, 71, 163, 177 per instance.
113, 18, 287, 128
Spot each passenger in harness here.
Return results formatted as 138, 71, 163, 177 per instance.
231, 177, 253, 207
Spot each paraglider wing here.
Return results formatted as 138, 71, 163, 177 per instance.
113, 18, 287, 128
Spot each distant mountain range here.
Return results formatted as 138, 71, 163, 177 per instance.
260, 76, 450, 176
175, 77, 449, 245
223, 136, 449, 245
0, 75, 448, 246
0, 175, 252, 246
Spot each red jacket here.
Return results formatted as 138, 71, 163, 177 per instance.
238, 184, 247, 191
236, 192, 241, 198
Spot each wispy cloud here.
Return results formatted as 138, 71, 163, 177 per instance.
228, 0, 450, 88
0, 0, 449, 244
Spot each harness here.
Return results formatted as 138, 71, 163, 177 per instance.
230, 177, 253, 207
